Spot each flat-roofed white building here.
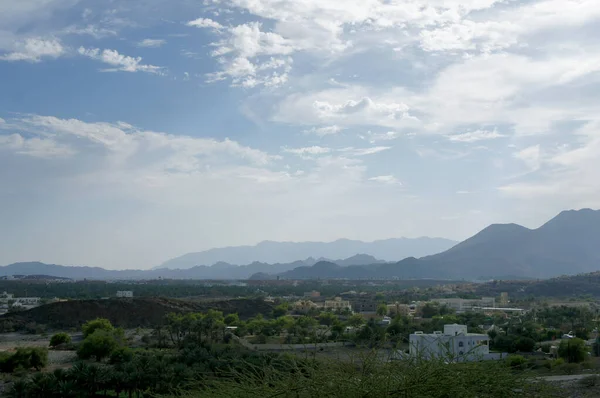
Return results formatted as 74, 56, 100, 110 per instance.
409, 324, 490, 361
116, 291, 133, 298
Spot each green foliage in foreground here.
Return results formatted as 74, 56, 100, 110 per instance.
0, 347, 48, 373
180, 355, 555, 398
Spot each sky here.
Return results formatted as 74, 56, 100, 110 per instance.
1, 0, 600, 269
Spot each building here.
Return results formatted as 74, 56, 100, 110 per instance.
433, 297, 496, 313
387, 302, 410, 316
409, 324, 490, 361
324, 297, 352, 311
350, 298, 377, 313
499, 292, 509, 306
293, 300, 318, 314
116, 291, 133, 298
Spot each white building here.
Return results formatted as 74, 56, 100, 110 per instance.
116, 291, 133, 298
409, 324, 490, 361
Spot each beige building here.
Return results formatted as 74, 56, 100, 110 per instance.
293, 300, 319, 314
324, 297, 352, 311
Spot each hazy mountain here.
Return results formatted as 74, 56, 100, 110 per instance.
258, 209, 600, 280
157, 237, 457, 269
0, 255, 383, 280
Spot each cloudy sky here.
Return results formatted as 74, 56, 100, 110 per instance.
1, 0, 599, 269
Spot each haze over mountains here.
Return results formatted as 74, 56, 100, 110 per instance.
254, 209, 600, 280
2, 209, 599, 281
0, 255, 385, 281
156, 238, 457, 269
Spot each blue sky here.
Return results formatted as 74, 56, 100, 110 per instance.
1, 0, 600, 269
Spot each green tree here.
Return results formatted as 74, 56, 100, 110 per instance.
49, 332, 72, 347
420, 303, 440, 318
515, 337, 536, 352
558, 338, 587, 363
29, 347, 48, 371
348, 314, 365, 328
77, 330, 121, 361
318, 312, 337, 326
82, 318, 114, 338
376, 304, 388, 316
224, 313, 240, 326
272, 303, 289, 318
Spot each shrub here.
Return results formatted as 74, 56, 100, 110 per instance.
109, 347, 133, 364
49, 332, 72, 347
558, 338, 587, 363
0, 347, 48, 372
77, 330, 121, 361
580, 375, 600, 387
82, 318, 114, 338
507, 355, 527, 370
515, 337, 536, 352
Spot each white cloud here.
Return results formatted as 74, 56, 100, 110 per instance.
0, 133, 74, 158
78, 47, 163, 73
514, 145, 541, 172
369, 175, 401, 185
187, 18, 224, 30
13, 115, 276, 166
62, 25, 117, 39
282, 146, 331, 155
340, 146, 391, 156
0, 38, 64, 62
303, 125, 343, 136
137, 39, 166, 48
198, 21, 295, 87
365, 131, 403, 142
447, 129, 504, 143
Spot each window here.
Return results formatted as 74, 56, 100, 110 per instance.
458, 341, 464, 347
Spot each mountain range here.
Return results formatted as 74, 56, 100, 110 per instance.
0, 254, 386, 281
250, 209, 600, 280
3, 209, 599, 280
156, 237, 457, 269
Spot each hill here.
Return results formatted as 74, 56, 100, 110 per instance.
255, 209, 600, 280
0, 297, 273, 331
414, 208, 600, 279
0, 255, 384, 280
157, 237, 457, 269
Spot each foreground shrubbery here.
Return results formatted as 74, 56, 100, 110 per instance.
7, 345, 556, 398
0, 347, 48, 373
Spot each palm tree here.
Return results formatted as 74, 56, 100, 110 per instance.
6, 379, 31, 398
28, 373, 56, 397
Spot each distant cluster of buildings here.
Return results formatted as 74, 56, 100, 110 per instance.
289, 290, 522, 318
0, 292, 42, 315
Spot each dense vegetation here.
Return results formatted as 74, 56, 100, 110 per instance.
4, 314, 555, 398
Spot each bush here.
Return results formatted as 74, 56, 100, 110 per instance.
82, 318, 114, 338
579, 375, 600, 387
507, 355, 527, 370
0, 347, 48, 372
49, 332, 72, 347
109, 347, 133, 364
558, 338, 587, 363
515, 337, 536, 352
555, 362, 581, 375
77, 330, 121, 361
